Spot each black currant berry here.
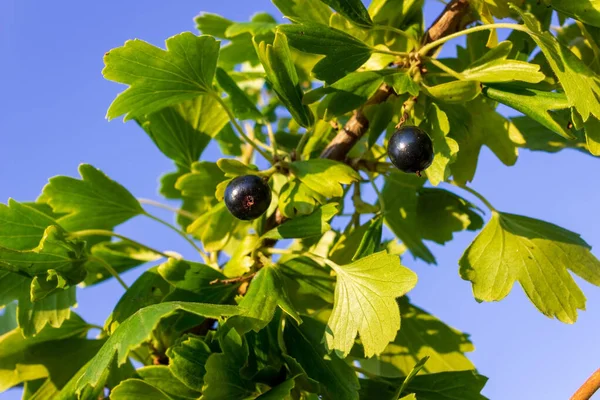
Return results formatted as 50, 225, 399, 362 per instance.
387, 126, 434, 174
224, 175, 272, 221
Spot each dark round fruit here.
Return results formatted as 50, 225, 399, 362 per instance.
387, 126, 434, 174
224, 175, 272, 221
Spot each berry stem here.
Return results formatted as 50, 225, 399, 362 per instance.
143, 212, 211, 263
295, 127, 313, 161
451, 181, 497, 212
422, 56, 464, 80
211, 93, 274, 163
69, 229, 169, 258
368, 174, 385, 214
265, 122, 279, 159
87, 256, 129, 290
418, 22, 530, 56
370, 25, 419, 48
138, 198, 196, 220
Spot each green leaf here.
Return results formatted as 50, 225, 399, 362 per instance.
279, 256, 335, 310
279, 23, 373, 83
365, 102, 396, 147
110, 379, 173, 400
255, 378, 296, 399
255, 32, 314, 127
0, 303, 17, 336
231, 264, 301, 333
398, 356, 429, 396
462, 59, 545, 83
194, 13, 232, 37
382, 172, 435, 263
166, 334, 212, 391
419, 103, 458, 186
42, 164, 143, 231
278, 179, 326, 218
511, 5, 600, 122
0, 225, 86, 286
425, 80, 481, 104
202, 328, 256, 400
384, 72, 421, 97
353, 216, 383, 260
187, 203, 241, 251
0, 314, 97, 392
404, 371, 488, 400
272, 0, 332, 25
217, 158, 259, 177
262, 203, 338, 240
176, 161, 226, 198
416, 189, 483, 244
0, 200, 59, 251
508, 115, 592, 155
325, 251, 417, 357
548, 0, 600, 28
441, 99, 517, 184
290, 159, 360, 198
75, 302, 241, 394
137, 95, 229, 168
137, 365, 201, 400
216, 68, 263, 121
103, 33, 220, 121
284, 317, 359, 400
84, 241, 161, 287
482, 85, 573, 139
18, 287, 77, 338
158, 258, 238, 304
319, 0, 373, 27
460, 211, 600, 323
356, 298, 475, 377
104, 268, 170, 333
225, 13, 278, 37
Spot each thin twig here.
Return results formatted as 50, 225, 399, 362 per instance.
143, 212, 211, 263
69, 229, 169, 258
88, 256, 129, 290
210, 272, 256, 285
571, 368, 600, 400
138, 198, 196, 220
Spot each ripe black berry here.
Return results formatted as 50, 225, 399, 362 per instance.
224, 175, 272, 221
387, 126, 434, 174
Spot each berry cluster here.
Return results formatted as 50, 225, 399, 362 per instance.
223, 126, 433, 221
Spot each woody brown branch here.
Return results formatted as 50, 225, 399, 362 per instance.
570, 368, 600, 400
319, 0, 473, 161
258, 0, 476, 277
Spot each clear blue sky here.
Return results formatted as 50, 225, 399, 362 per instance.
1, 1, 599, 399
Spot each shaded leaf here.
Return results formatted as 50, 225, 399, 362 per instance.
255, 32, 314, 127
283, 317, 359, 400
460, 211, 600, 323
18, 287, 77, 338
320, 0, 373, 27
202, 328, 256, 400
255, 378, 296, 399
110, 379, 173, 400
75, 302, 241, 394
231, 264, 301, 333
279, 23, 373, 83
166, 334, 212, 391
426, 80, 481, 104
137, 95, 229, 168
103, 33, 220, 121
216, 68, 263, 120
84, 241, 161, 287
511, 5, 600, 121
356, 298, 475, 377
272, 0, 332, 25
137, 365, 201, 400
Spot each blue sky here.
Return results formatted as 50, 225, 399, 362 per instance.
1, 1, 599, 399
